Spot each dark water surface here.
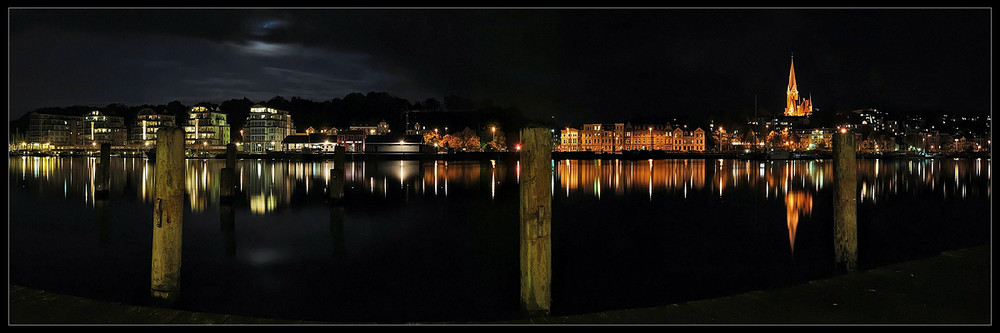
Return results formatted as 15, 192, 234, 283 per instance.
8, 156, 991, 322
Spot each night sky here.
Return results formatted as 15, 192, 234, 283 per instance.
8, 8, 991, 125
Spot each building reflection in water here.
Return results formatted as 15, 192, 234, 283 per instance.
557, 159, 710, 198
8, 156, 991, 217
784, 190, 813, 255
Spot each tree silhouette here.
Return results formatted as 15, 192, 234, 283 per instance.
422, 98, 442, 111
165, 101, 188, 126
459, 127, 481, 151
486, 129, 506, 151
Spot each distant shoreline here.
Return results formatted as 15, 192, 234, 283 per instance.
9, 150, 990, 161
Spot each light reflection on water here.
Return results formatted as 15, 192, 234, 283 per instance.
784, 190, 812, 255
8, 156, 991, 211
11, 156, 990, 258
7, 156, 992, 321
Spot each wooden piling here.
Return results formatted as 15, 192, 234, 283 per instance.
519, 127, 552, 314
330, 145, 346, 260
225, 143, 237, 170
330, 204, 345, 261
833, 130, 858, 272
95, 143, 111, 197
329, 170, 344, 203
334, 145, 346, 171
100, 142, 111, 177
220, 201, 236, 257
330, 146, 346, 204
95, 194, 110, 246
220, 143, 238, 204
150, 127, 185, 306
220, 167, 234, 203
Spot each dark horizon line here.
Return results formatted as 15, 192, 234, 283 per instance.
8, 89, 992, 128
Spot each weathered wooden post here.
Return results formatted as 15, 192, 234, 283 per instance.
330, 146, 346, 203
220, 143, 238, 203
220, 201, 236, 257
330, 145, 346, 260
100, 143, 111, 174
220, 167, 234, 203
519, 127, 552, 314
833, 129, 858, 272
95, 143, 111, 198
330, 201, 345, 260
226, 143, 237, 170
95, 193, 110, 246
221, 138, 238, 252
151, 127, 185, 306
334, 145, 346, 170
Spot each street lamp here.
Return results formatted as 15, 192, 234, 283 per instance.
648, 127, 652, 151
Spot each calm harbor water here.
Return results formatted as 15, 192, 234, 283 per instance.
8, 156, 992, 322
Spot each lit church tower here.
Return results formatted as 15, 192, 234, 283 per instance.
784, 55, 813, 117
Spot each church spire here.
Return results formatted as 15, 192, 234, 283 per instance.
787, 54, 798, 93
784, 54, 811, 117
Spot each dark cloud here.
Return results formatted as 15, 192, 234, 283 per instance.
8, 8, 990, 125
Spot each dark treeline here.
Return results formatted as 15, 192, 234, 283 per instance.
9, 92, 548, 142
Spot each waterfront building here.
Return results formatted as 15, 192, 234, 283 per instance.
304, 126, 337, 135
350, 124, 377, 135
550, 128, 561, 151
337, 129, 368, 152
858, 131, 900, 153
672, 128, 706, 152
559, 127, 581, 152
560, 122, 706, 152
923, 131, 941, 153
82, 110, 127, 146
580, 123, 624, 153
365, 134, 428, 154
847, 108, 889, 133
281, 133, 336, 153
405, 122, 423, 136
784, 56, 813, 117
792, 128, 835, 151
243, 104, 295, 153
130, 108, 176, 146
377, 120, 391, 135
184, 106, 230, 146
27, 112, 82, 146
350, 120, 390, 136
623, 124, 673, 151
969, 137, 989, 152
